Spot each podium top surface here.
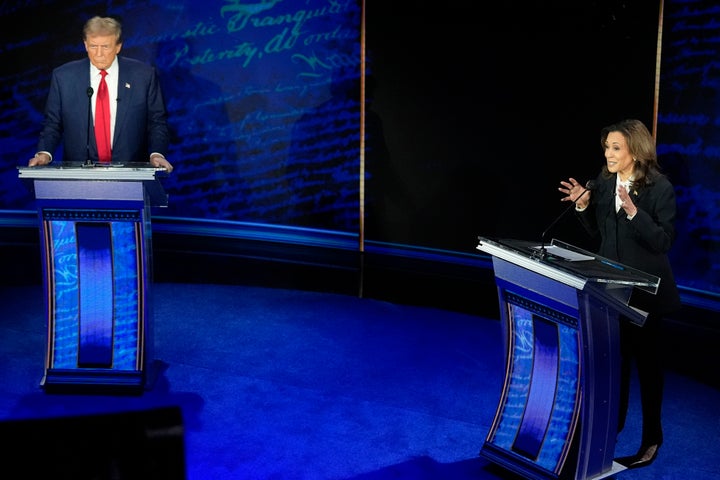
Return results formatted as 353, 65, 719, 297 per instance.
17, 163, 167, 181
477, 236, 660, 294
17, 163, 169, 206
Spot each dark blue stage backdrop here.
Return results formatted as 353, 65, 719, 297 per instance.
656, 0, 720, 299
0, 0, 718, 304
0, 0, 364, 231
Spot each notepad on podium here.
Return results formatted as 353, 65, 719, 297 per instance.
531, 244, 595, 261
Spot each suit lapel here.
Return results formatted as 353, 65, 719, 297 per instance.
599, 177, 616, 214
630, 183, 644, 207
114, 59, 131, 144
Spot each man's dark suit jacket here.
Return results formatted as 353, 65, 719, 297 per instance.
37, 56, 169, 163
576, 172, 681, 315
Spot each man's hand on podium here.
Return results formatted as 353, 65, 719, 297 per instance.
150, 153, 174, 173
28, 152, 51, 167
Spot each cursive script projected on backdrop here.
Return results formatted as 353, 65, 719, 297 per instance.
656, 0, 720, 295
0, 0, 363, 233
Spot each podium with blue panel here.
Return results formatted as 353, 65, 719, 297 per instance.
476, 237, 660, 480
18, 164, 168, 393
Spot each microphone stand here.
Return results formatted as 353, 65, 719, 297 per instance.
536, 181, 594, 259
84, 86, 94, 167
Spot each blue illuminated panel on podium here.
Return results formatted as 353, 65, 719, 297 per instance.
476, 237, 659, 480
18, 164, 167, 393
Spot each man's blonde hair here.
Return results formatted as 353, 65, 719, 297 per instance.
83, 16, 122, 43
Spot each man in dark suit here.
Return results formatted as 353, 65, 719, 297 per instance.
28, 16, 173, 172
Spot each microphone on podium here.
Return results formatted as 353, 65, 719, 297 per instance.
85, 87, 94, 167
536, 180, 595, 259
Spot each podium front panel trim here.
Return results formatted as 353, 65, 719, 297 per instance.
34, 179, 145, 201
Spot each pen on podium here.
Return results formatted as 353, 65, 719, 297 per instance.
600, 259, 625, 270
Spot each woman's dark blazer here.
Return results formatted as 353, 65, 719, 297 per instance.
576, 171, 681, 315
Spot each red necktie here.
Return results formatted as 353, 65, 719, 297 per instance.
95, 69, 111, 164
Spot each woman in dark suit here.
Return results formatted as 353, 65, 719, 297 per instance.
559, 119, 681, 470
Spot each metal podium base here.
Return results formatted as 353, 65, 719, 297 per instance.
41, 368, 146, 395
590, 462, 626, 479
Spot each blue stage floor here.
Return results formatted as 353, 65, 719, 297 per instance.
1, 283, 718, 479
